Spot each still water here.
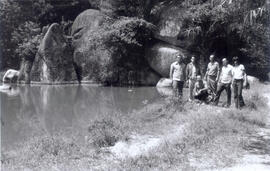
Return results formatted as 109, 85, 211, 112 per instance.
1, 85, 165, 150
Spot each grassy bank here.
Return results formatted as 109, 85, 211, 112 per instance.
2, 83, 269, 171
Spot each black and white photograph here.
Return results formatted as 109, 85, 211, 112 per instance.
0, 0, 270, 170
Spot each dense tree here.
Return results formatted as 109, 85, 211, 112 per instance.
177, 0, 270, 78
0, 0, 90, 70
1, 0, 269, 80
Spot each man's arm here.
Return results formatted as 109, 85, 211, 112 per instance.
186, 64, 189, 81
204, 64, 209, 80
170, 63, 174, 79
216, 63, 220, 82
243, 65, 247, 87
183, 64, 186, 81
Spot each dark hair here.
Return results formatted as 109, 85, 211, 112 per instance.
232, 56, 239, 62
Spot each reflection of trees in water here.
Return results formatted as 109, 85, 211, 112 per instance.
2, 85, 161, 148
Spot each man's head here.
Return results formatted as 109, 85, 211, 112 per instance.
209, 54, 215, 62
222, 58, 228, 66
176, 54, 183, 63
232, 56, 239, 65
191, 56, 195, 64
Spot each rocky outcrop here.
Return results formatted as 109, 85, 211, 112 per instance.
71, 9, 112, 82
150, 2, 189, 47
31, 23, 77, 83
71, 9, 160, 85
2, 69, 20, 83
145, 43, 186, 77
247, 75, 259, 83
156, 78, 172, 87
156, 87, 173, 97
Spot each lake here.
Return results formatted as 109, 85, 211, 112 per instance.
1, 85, 167, 151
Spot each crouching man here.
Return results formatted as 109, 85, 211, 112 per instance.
194, 75, 209, 103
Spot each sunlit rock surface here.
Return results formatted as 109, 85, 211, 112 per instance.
145, 43, 186, 77
156, 78, 172, 87
71, 9, 112, 82
2, 69, 20, 83
150, 2, 190, 47
247, 75, 259, 83
31, 23, 77, 83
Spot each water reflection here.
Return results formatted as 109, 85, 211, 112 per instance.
1, 85, 161, 150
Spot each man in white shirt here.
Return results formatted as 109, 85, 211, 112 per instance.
214, 58, 233, 107
204, 54, 220, 95
232, 56, 247, 109
170, 54, 186, 97
186, 56, 200, 101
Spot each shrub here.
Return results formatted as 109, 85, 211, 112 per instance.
85, 17, 156, 85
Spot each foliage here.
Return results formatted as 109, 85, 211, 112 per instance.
0, 0, 89, 70
85, 17, 156, 85
12, 22, 43, 62
178, 0, 270, 77
88, 0, 154, 18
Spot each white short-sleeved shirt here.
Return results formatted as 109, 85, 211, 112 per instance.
232, 64, 245, 80
207, 62, 220, 76
220, 64, 233, 84
171, 62, 185, 81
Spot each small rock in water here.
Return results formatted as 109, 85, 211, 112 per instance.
0, 84, 11, 90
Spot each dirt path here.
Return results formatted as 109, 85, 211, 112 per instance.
108, 125, 186, 159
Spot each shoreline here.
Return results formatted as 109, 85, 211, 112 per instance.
1, 83, 270, 170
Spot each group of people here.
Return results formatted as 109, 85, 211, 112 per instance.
170, 54, 248, 109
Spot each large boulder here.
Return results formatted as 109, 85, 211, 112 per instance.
71, 9, 112, 82
31, 23, 77, 83
2, 69, 20, 83
145, 43, 186, 77
156, 78, 172, 87
156, 87, 173, 97
71, 9, 160, 85
150, 2, 189, 47
247, 75, 259, 84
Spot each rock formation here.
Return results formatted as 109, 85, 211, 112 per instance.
31, 23, 77, 83
2, 69, 20, 83
145, 43, 186, 77
156, 78, 173, 87
71, 9, 160, 85
71, 9, 112, 82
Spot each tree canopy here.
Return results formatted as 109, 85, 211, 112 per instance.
0, 0, 269, 79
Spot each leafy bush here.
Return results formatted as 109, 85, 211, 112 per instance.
178, 0, 270, 78
0, 0, 89, 70
85, 17, 156, 85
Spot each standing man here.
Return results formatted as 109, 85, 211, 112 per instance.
170, 54, 186, 97
214, 58, 233, 107
232, 56, 247, 109
204, 54, 220, 96
186, 56, 200, 101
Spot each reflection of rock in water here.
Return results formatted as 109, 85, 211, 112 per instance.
0, 84, 19, 97
1, 85, 161, 149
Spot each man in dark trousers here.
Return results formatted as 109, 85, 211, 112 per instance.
204, 54, 220, 96
170, 54, 186, 98
186, 56, 200, 101
232, 56, 247, 109
214, 58, 233, 107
